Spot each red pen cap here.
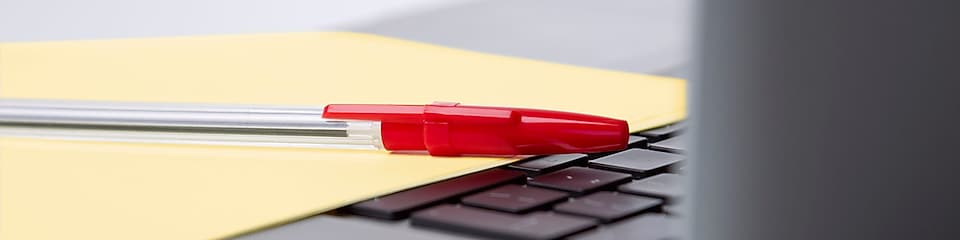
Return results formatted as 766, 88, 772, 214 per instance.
323, 102, 629, 156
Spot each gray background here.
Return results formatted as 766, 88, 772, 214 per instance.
0, 0, 690, 77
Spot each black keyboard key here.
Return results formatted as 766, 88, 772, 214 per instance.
411, 205, 596, 240
635, 123, 684, 142
627, 136, 649, 148
554, 191, 662, 223
462, 185, 569, 213
347, 169, 525, 219
528, 167, 631, 194
509, 154, 588, 173
589, 149, 683, 177
618, 173, 684, 202
649, 135, 686, 153
569, 214, 680, 240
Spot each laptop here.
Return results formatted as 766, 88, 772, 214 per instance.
233, 123, 686, 240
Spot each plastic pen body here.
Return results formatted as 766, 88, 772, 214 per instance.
0, 99, 385, 149
0, 99, 630, 156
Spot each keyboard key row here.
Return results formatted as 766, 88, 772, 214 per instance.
509, 135, 679, 175
554, 191, 662, 223
347, 169, 525, 219
348, 164, 683, 221
410, 191, 665, 240
411, 204, 596, 240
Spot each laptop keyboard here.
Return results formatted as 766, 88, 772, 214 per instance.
339, 123, 685, 240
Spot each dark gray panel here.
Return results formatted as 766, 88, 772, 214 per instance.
691, 0, 960, 239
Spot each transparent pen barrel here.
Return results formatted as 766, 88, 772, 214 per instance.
0, 99, 384, 149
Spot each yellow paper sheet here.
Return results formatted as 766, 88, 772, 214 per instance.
0, 32, 685, 239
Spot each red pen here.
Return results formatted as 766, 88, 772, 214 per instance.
0, 99, 629, 156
